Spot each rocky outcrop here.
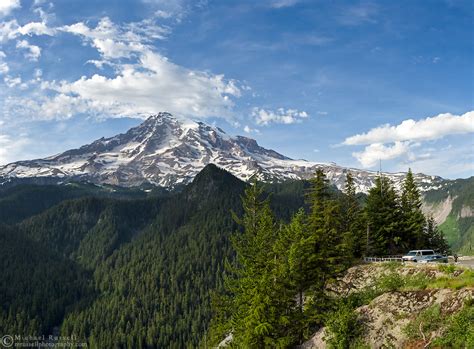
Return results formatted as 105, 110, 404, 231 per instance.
303, 288, 474, 349
422, 195, 454, 225
302, 263, 474, 349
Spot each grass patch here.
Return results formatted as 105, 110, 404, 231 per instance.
404, 304, 443, 340
404, 301, 474, 348
437, 263, 456, 274
374, 265, 474, 292
425, 269, 474, 290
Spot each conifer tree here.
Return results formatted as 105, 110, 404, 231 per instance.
364, 175, 403, 255
222, 180, 286, 348
340, 172, 365, 260
302, 170, 346, 327
401, 169, 426, 248
425, 215, 451, 254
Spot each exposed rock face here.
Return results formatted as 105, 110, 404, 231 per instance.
422, 195, 455, 225
459, 205, 474, 218
357, 288, 474, 348
301, 264, 474, 349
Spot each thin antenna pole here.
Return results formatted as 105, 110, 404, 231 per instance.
379, 159, 383, 197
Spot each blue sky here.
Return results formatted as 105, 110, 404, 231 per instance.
0, 0, 473, 178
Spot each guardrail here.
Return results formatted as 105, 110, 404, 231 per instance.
363, 256, 403, 262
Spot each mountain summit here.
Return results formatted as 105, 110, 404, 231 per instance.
0, 113, 444, 192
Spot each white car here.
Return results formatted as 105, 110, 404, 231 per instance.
402, 250, 435, 262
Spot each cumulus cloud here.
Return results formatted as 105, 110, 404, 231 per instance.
0, 19, 56, 42
4, 75, 21, 87
352, 141, 411, 168
59, 17, 167, 59
252, 107, 309, 125
16, 39, 41, 61
343, 111, 474, 169
0, 0, 20, 17
39, 51, 241, 119
2, 16, 241, 120
343, 111, 474, 145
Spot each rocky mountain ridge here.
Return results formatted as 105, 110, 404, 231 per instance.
0, 112, 446, 193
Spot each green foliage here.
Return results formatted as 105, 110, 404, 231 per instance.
376, 272, 405, 292
2, 164, 462, 347
438, 263, 456, 274
211, 170, 353, 347
433, 302, 474, 348
404, 301, 474, 348
325, 301, 363, 349
0, 224, 93, 335
427, 269, 474, 290
364, 176, 403, 255
404, 304, 442, 340
400, 169, 426, 248
424, 176, 474, 254
425, 216, 451, 254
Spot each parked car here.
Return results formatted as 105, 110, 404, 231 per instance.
418, 254, 448, 263
402, 249, 435, 262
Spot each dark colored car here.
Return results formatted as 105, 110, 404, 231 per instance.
419, 254, 448, 263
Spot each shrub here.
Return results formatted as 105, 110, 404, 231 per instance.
404, 304, 443, 340
403, 273, 430, 290
433, 303, 474, 348
377, 272, 405, 292
438, 263, 456, 274
325, 301, 363, 349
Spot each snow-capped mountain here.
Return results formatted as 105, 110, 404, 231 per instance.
0, 113, 445, 192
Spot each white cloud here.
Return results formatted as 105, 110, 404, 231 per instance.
343, 111, 474, 145
0, 19, 56, 42
243, 125, 260, 134
338, 1, 378, 26
0, 133, 30, 165
343, 111, 474, 170
39, 50, 240, 119
60, 17, 167, 59
17, 21, 55, 36
1, 16, 242, 121
0, 0, 20, 17
352, 141, 411, 168
252, 107, 308, 125
4, 75, 21, 87
154, 10, 172, 18
16, 39, 41, 61
269, 0, 301, 8
0, 51, 9, 74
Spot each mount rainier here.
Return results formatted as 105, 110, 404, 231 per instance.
0, 112, 445, 193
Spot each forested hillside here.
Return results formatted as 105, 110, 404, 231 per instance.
0, 165, 453, 348
424, 177, 474, 254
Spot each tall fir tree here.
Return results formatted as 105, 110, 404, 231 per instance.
219, 180, 290, 348
302, 170, 346, 327
400, 168, 426, 248
340, 172, 365, 260
424, 215, 450, 254
364, 175, 403, 255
